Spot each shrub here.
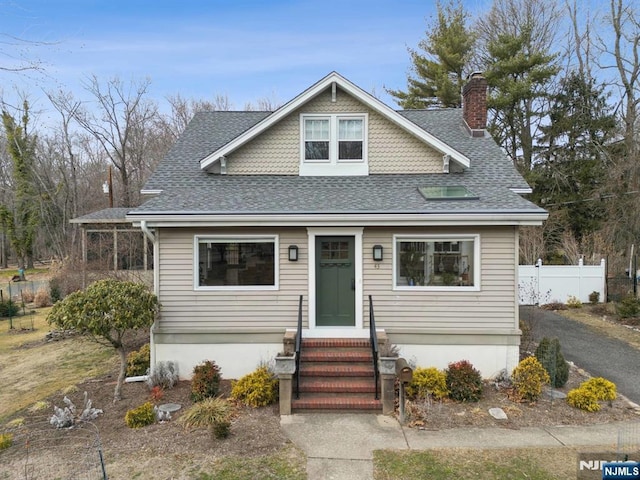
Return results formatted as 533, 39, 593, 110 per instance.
126, 343, 150, 377
178, 397, 233, 440
125, 402, 155, 428
588, 291, 600, 305
511, 356, 550, 402
616, 294, 640, 318
0, 433, 13, 450
0, 299, 19, 317
534, 338, 569, 388
49, 277, 63, 303
49, 392, 103, 428
444, 360, 483, 402
146, 361, 179, 389
581, 377, 617, 401
566, 296, 582, 308
405, 367, 449, 400
231, 365, 279, 407
21, 289, 35, 303
191, 360, 222, 402
567, 388, 601, 412
149, 386, 164, 402
34, 288, 52, 308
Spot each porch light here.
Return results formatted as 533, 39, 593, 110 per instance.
288, 245, 299, 262
373, 245, 383, 262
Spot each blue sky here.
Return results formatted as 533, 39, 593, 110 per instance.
0, 0, 496, 117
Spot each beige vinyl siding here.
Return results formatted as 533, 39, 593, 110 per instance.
363, 226, 517, 332
227, 86, 442, 175
156, 227, 308, 332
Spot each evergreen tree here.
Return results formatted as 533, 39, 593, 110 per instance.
483, 25, 559, 173
530, 72, 617, 243
388, 0, 475, 108
1, 102, 39, 269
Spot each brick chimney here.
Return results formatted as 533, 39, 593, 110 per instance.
462, 72, 488, 137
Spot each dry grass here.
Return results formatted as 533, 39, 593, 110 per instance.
559, 306, 640, 350
0, 309, 117, 422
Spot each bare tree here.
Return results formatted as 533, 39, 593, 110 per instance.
64, 76, 160, 207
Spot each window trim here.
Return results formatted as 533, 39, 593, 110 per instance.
193, 235, 279, 291
300, 113, 368, 166
392, 234, 480, 292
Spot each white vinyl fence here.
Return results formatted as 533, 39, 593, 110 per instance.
518, 259, 606, 305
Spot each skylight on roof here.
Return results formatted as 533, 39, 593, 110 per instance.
419, 186, 478, 200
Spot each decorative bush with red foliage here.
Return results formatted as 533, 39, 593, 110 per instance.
190, 360, 222, 402
149, 386, 164, 402
445, 360, 483, 402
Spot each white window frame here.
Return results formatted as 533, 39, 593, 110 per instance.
194, 235, 279, 291
392, 234, 480, 292
300, 113, 368, 176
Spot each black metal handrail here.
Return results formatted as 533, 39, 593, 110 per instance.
369, 295, 380, 400
295, 294, 303, 399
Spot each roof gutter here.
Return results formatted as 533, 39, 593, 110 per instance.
140, 220, 156, 243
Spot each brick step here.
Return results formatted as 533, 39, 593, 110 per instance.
301, 338, 371, 349
300, 364, 374, 377
298, 379, 377, 393
300, 350, 373, 363
292, 395, 382, 411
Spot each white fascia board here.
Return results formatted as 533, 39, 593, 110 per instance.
509, 187, 533, 194
199, 72, 471, 171
126, 212, 548, 227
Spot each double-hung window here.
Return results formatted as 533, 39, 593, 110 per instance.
393, 235, 480, 290
195, 236, 278, 290
301, 114, 367, 175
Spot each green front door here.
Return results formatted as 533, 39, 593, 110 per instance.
316, 236, 356, 327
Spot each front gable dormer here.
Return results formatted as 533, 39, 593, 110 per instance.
200, 72, 471, 176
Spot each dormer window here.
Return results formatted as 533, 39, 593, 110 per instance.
300, 114, 368, 176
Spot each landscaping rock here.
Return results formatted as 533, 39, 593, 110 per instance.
489, 407, 508, 420
546, 389, 567, 400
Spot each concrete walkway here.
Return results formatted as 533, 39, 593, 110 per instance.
281, 414, 640, 480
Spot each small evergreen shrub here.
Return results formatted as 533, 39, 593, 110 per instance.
588, 291, 600, 305
231, 365, 279, 407
0, 299, 19, 317
50, 392, 103, 428
126, 343, 150, 377
0, 433, 13, 450
191, 360, 222, 402
34, 288, 52, 308
125, 402, 155, 428
49, 277, 63, 303
445, 360, 483, 402
405, 367, 449, 400
146, 361, 179, 389
616, 294, 640, 318
566, 296, 582, 308
534, 338, 569, 388
178, 397, 233, 440
511, 356, 550, 402
581, 377, 617, 401
567, 388, 601, 412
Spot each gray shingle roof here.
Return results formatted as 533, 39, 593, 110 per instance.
71, 208, 132, 224
133, 109, 544, 217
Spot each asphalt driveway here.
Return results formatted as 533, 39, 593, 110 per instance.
522, 306, 640, 405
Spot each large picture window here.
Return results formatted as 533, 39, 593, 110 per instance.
394, 235, 479, 290
195, 236, 277, 290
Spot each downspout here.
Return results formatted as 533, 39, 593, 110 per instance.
140, 220, 159, 375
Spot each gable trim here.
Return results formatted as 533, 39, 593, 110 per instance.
199, 72, 471, 171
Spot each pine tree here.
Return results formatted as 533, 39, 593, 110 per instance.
388, 0, 475, 109
484, 26, 559, 173
530, 71, 617, 244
